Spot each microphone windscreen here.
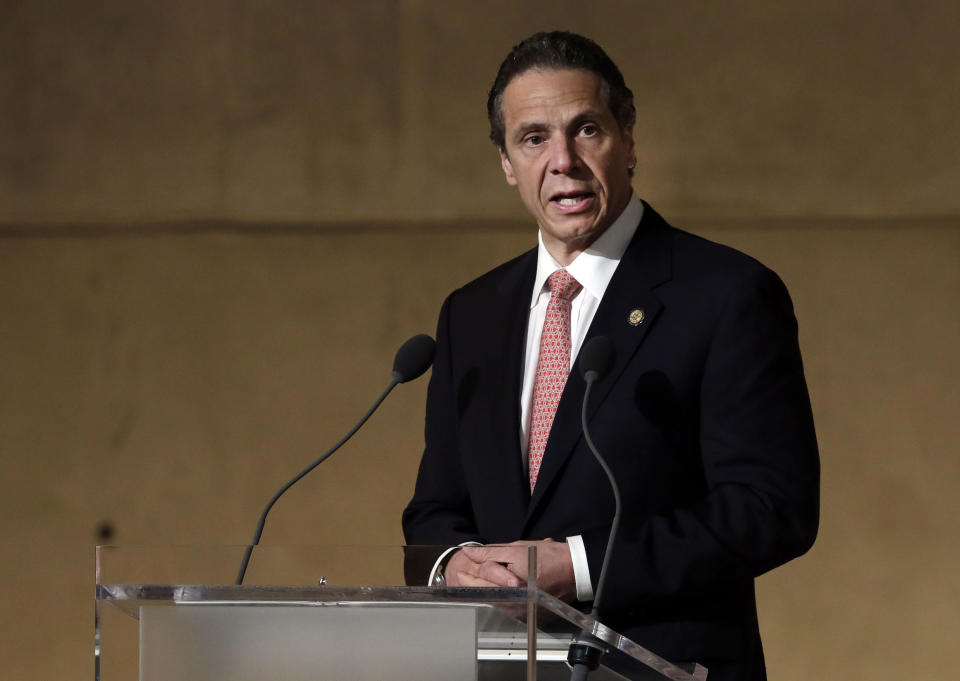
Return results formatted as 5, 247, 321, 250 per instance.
392, 334, 437, 383
579, 336, 615, 381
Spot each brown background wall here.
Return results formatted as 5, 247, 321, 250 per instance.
2, 2, 958, 679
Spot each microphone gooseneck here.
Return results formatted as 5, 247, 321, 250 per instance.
568, 335, 621, 679
235, 334, 436, 585
578, 336, 621, 617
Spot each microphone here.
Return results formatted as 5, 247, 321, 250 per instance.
579, 335, 615, 384
392, 334, 437, 383
235, 334, 437, 585
568, 335, 620, 680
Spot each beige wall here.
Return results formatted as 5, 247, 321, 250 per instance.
5, 1, 960, 223
2, 2, 958, 680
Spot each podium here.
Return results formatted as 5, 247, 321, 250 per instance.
95, 545, 707, 681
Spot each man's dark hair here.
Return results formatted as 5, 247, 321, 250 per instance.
487, 31, 636, 151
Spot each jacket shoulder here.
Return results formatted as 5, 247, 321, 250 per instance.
646, 210, 782, 291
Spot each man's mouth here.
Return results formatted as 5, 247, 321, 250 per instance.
550, 192, 595, 212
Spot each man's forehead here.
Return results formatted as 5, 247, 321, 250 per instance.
501, 68, 611, 123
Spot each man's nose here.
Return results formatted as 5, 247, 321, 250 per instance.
547, 136, 579, 174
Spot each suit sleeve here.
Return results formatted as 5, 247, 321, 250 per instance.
581, 265, 820, 608
402, 292, 484, 550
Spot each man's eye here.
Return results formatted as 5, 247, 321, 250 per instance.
524, 135, 545, 146
579, 124, 599, 137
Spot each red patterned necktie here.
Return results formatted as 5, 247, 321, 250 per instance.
528, 269, 582, 491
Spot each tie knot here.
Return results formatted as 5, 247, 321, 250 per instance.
547, 269, 581, 301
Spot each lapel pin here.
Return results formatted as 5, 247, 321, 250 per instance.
628, 308, 645, 326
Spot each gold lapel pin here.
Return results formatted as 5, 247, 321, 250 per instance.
628, 308, 645, 326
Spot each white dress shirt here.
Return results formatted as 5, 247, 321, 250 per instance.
520, 195, 644, 601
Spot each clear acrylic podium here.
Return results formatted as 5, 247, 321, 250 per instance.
95, 545, 707, 681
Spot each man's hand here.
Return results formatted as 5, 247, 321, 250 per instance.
445, 538, 577, 603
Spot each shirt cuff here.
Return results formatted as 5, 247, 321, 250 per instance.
427, 542, 483, 586
566, 534, 594, 601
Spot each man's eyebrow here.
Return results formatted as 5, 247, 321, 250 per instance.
568, 110, 607, 129
511, 121, 547, 141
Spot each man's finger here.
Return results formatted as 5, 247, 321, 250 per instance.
462, 545, 528, 568
473, 559, 523, 587
455, 572, 501, 588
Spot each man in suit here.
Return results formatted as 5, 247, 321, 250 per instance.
402, 31, 819, 680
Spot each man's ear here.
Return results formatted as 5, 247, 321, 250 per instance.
499, 148, 518, 187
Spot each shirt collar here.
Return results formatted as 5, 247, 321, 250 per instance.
530, 195, 644, 308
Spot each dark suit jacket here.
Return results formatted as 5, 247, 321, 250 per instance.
402, 203, 819, 680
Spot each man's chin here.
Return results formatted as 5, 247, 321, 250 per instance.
541, 221, 609, 258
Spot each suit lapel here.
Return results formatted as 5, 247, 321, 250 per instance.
524, 205, 674, 522
483, 250, 537, 519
